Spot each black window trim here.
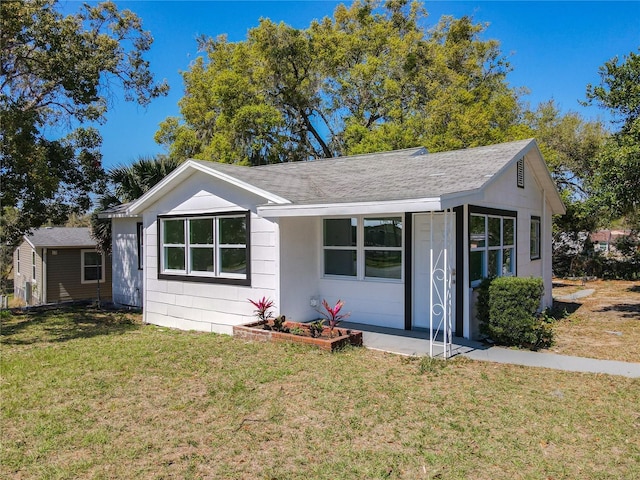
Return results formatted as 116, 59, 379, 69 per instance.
468, 206, 518, 287
530, 215, 541, 261
157, 210, 251, 286
137, 222, 144, 270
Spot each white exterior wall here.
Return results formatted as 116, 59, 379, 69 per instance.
278, 217, 320, 322
111, 217, 143, 307
141, 171, 278, 334
477, 152, 554, 309
278, 216, 405, 329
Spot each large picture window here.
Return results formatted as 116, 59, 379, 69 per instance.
81, 249, 105, 284
323, 216, 403, 280
159, 213, 249, 283
470, 213, 515, 285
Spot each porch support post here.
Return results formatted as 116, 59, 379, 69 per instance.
463, 204, 471, 339
429, 211, 434, 357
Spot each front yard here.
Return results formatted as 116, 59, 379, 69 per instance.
549, 279, 640, 362
2, 305, 639, 479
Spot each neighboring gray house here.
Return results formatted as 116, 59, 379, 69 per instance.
13, 227, 112, 305
102, 139, 564, 348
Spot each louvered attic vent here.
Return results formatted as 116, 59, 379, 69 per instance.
517, 157, 525, 188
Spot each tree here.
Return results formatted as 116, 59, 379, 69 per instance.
585, 50, 640, 229
522, 101, 607, 235
1, 0, 168, 248
90, 155, 180, 255
156, 0, 523, 164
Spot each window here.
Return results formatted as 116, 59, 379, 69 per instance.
16, 250, 20, 275
81, 249, 105, 283
470, 213, 515, 285
530, 216, 541, 260
159, 213, 249, 283
32, 251, 36, 280
323, 216, 402, 280
323, 218, 357, 276
137, 222, 144, 270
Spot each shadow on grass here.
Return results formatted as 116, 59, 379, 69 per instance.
595, 302, 640, 320
1, 306, 141, 346
627, 285, 640, 294
552, 300, 582, 316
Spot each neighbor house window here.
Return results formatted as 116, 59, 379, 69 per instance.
137, 222, 144, 270
81, 249, 105, 283
530, 216, 541, 260
470, 213, 515, 285
159, 212, 249, 283
32, 251, 36, 280
17, 250, 20, 275
323, 216, 403, 280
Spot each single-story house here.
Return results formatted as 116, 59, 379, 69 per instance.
13, 227, 112, 305
102, 138, 564, 342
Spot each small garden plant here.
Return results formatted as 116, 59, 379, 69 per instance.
248, 296, 274, 322
317, 299, 350, 337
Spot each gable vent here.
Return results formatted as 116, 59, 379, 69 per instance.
517, 157, 525, 188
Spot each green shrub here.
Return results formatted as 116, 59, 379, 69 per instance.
477, 276, 553, 350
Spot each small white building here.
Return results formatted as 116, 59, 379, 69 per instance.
102, 139, 564, 342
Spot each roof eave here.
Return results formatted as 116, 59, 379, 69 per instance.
257, 197, 443, 217
128, 160, 291, 215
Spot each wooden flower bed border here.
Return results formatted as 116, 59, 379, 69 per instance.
233, 320, 363, 352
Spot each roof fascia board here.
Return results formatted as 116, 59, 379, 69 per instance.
129, 161, 195, 214
479, 139, 537, 193
258, 197, 442, 218
477, 139, 565, 215
97, 212, 142, 219
23, 237, 35, 249
188, 162, 291, 205
129, 160, 290, 215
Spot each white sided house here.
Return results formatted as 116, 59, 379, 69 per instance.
103, 139, 564, 346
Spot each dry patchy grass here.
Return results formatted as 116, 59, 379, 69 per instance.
550, 280, 640, 362
2, 307, 639, 479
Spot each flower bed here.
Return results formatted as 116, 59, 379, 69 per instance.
233, 319, 363, 352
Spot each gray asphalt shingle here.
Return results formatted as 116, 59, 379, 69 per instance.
191, 139, 534, 205
25, 227, 96, 248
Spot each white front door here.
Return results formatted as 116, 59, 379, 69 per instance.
412, 212, 456, 332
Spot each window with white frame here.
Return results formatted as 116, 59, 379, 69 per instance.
530, 216, 541, 260
81, 249, 105, 283
470, 213, 515, 285
323, 216, 403, 280
17, 249, 20, 275
32, 250, 36, 280
159, 213, 248, 282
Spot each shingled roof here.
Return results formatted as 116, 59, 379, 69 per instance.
24, 227, 96, 248
119, 138, 564, 217
191, 139, 535, 205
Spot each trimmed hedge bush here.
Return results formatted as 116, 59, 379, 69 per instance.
477, 276, 553, 350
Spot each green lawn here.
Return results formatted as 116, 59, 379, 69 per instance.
2, 307, 639, 479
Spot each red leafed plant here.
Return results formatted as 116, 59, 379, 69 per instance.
318, 299, 350, 337
248, 296, 274, 322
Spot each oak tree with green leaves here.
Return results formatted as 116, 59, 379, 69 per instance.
585, 49, 640, 229
156, 0, 524, 164
0, 0, 168, 247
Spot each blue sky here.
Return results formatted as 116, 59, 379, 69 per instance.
68, 1, 640, 169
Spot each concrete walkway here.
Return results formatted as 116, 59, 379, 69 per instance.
340, 322, 640, 378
